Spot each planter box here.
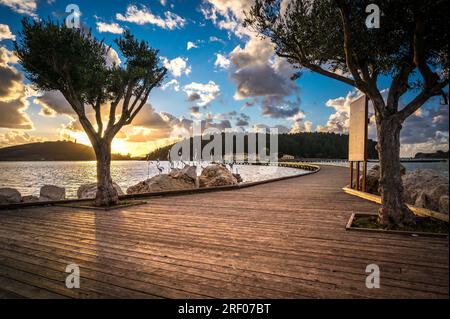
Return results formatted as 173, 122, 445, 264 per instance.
346, 213, 449, 238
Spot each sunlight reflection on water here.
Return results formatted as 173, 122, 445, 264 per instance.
0, 161, 305, 198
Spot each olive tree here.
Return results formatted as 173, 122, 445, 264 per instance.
245, 0, 448, 227
15, 19, 167, 206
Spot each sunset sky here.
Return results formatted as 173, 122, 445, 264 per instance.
0, 0, 448, 157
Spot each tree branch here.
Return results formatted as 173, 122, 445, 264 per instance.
106, 89, 124, 131
413, 15, 440, 89
127, 70, 167, 125
61, 86, 99, 146
387, 60, 414, 112
398, 79, 449, 121
278, 52, 356, 87
93, 96, 103, 136
335, 0, 367, 90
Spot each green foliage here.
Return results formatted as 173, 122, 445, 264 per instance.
245, 0, 449, 87
14, 19, 167, 141
14, 19, 107, 104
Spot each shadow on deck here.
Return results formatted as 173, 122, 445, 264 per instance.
0, 166, 448, 298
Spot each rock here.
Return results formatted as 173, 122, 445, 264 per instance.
363, 165, 381, 194
439, 196, 449, 215
402, 169, 449, 214
169, 165, 197, 182
77, 182, 124, 199
39, 185, 65, 201
199, 164, 238, 188
233, 173, 243, 183
363, 164, 406, 195
0, 188, 21, 205
127, 173, 196, 194
22, 195, 39, 203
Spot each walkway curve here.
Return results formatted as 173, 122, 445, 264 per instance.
0, 165, 447, 298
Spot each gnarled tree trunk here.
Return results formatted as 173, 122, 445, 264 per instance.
93, 140, 119, 207
376, 113, 415, 227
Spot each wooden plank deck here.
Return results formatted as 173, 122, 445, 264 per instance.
0, 165, 448, 299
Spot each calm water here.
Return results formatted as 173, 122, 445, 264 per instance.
401, 161, 449, 176
0, 161, 305, 198
311, 160, 448, 176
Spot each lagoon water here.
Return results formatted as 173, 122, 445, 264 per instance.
0, 161, 305, 198
310, 160, 449, 177
0, 160, 447, 198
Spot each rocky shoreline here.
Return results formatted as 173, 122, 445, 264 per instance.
362, 165, 449, 215
1, 164, 448, 215
0, 164, 242, 205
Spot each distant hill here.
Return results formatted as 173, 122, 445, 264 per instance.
0, 141, 132, 161
146, 132, 379, 160
414, 150, 449, 159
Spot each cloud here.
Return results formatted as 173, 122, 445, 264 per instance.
0, 46, 17, 65
34, 90, 74, 117
0, 24, 15, 41
200, 0, 254, 38
230, 38, 294, 98
160, 79, 180, 91
116, 5, 186, 30
227, 37, 301, 120
157, 111, 234, 138
209, 36, 226, 44
207, 110, 251, 127
55, 101, 177, 147
317, 90, 449, 157
235, 118, 249, 126
261, 99, 300, 118
252, 123, 289, 134
0, 47, 33, 130
183, 81, 220, 107
189, 106, 201, 118
104, 47, 121, 68
400, 101, 449, 146
0, 99, 33, 129
0, 61, 22, 98
0, 130, 46, 148
96, 22, 124, 34
289, 111, 313, 133
187, 41, 198, 50
187, 92, 201, 102
235, 113, 250, 126
161, 56, 191, 77
203, 0, 302, 121
205, 119, 232, 131
214, 53, 230, 69
316, 91, 360, 134
125, 126, 173, 143
0, 0, 37, 17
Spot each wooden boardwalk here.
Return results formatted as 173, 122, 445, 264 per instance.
0, 165, 448, 298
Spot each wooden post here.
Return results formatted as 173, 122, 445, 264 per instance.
362, 160, 367, 192
356, 161, 360, 191
350, 161, 354, 189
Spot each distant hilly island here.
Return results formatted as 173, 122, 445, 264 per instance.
0, 137, 447, 161
0, 141, 133, 161
414, 150, 449, 159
